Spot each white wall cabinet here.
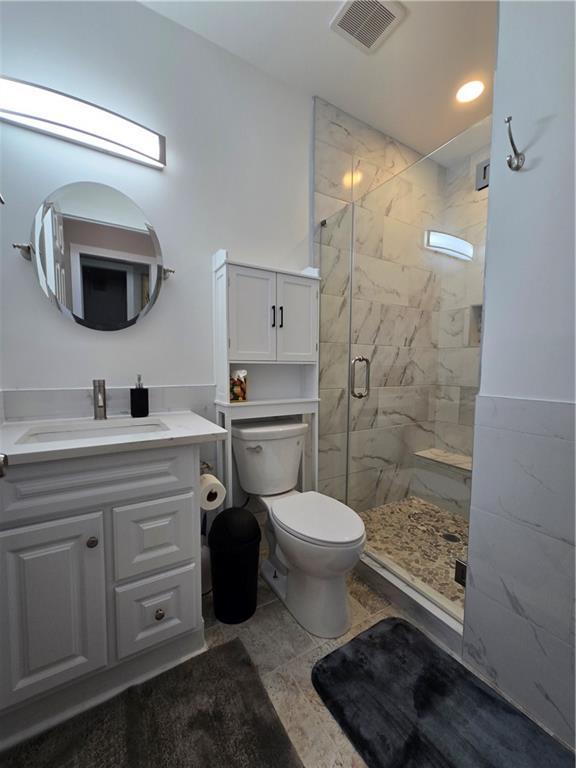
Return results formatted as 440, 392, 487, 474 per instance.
213, 251, 320, 504
276, 273, 318, 363
0, 512, 107, 709
228, 265, 277, 361
226, 263, 318, 363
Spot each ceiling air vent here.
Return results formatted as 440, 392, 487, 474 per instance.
330, 0, 406, 53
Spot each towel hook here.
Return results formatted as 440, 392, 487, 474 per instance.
505, 116, 525, 171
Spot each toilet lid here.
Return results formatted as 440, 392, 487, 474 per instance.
270, 491, 365, 546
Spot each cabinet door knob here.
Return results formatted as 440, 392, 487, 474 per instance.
86, 536, 99, 549
155, 608, 166, 621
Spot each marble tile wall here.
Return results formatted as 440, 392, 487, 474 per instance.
463, 394, 575, 747
314, 99, 489, 516
432, 146, 489, 457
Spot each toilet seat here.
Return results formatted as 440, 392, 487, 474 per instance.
270, 491, 365, 548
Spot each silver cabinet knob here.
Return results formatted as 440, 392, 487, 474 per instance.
155, 608, 166, 621
86, 536, 99, 549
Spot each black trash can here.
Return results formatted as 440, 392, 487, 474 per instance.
208, 507, 262, 624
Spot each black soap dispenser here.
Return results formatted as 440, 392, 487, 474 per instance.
130, 374, 149, 418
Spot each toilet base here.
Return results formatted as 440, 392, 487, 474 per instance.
261, 557, 351, 639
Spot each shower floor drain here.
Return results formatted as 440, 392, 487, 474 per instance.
442, 532, 460, 543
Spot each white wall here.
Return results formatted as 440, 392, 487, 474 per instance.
0, 1, 311, 390
479, 0, 574, 403
464, 1, 575, 747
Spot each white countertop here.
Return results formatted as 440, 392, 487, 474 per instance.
0, 411, 226, 466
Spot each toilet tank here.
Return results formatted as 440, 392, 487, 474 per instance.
231, 420, 308, 496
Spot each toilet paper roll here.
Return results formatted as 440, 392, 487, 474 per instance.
199, 473, 226, 510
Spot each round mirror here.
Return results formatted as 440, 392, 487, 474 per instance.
30, 182, 163, 331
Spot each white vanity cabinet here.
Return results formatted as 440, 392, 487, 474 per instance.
0, 411, 225, 751
225, 263, 319, 363
0, 512, 107, 709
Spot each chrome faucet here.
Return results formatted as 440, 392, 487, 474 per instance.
93, 380, 107, 420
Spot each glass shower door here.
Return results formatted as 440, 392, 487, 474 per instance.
317, 203, 353, 506
326, 118, 491, 620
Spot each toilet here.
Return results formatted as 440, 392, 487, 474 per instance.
232, 419, 365, 638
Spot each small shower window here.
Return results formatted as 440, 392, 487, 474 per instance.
424, 230, 474, 261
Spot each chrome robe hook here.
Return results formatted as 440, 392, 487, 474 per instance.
505, 116, 525, 171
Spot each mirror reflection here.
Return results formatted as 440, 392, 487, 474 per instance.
31, 182, 163, 331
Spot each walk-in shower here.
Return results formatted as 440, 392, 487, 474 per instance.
316, 115, 492, 622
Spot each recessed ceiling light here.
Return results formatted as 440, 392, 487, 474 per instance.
456, 80, 485, 104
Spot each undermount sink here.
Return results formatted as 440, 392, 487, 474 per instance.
16, 417, 170, 445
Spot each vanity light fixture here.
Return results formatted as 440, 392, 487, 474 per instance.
0, 76, 166, 169
425, 230, 474, 261
455, 80, 485, 104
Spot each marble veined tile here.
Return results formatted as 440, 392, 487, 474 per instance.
463, 585, 575, 747
471, 424, 575, 545
351, 300, 437, 348
353, 253, 439, 310
313, 192, 348, 228
315, 98, 420, 170
315, 140, 353, 201
439, 270, 468, 311
350, 344, 437, 388
437, 348, 480, 387
349, 390, 379, 432
319, 388, 347, 436
468, 507, 574, 644
458, 386, 478, 426
348, 422, 435, 475
354, 205, 383, 258
377, 386, 431, 428
320, 293, 349, 343
432, 385, 461, 423
410, 465, 471, 519
318, 432, 347, 480
438, 308, 467, 348
361, 176, 414, 220
380, 217, 446, 273
348, 468, 384, 512
318, 243, 350, 297
434, 421, 474, 456
318, 474, 346, 504
319, 342, 348, 389
475, 395, 574, 441
319, 205, 352, 251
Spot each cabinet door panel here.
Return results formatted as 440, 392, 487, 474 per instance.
113, 492, 196, 580
0, 513, 106, 709
228, 266, 276, 361
276, 274, 319, 362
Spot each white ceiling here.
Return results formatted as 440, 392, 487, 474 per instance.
145, 0, 498, 155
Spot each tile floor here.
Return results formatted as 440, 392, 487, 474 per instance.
203, 574, 399, 768
358, 496, 468, 608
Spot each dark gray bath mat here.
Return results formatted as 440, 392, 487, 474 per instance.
312, 617, 573, 768
1, 639, 303, 768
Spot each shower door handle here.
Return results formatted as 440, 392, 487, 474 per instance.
351, 356, 370, 399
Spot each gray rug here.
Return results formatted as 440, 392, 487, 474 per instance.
312, 617, 573, 768
1, 639, 303, 768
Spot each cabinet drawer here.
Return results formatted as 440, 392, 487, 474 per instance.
115, 564, 199, 660
113, 492, 197, 580
0, 446, 196, 526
